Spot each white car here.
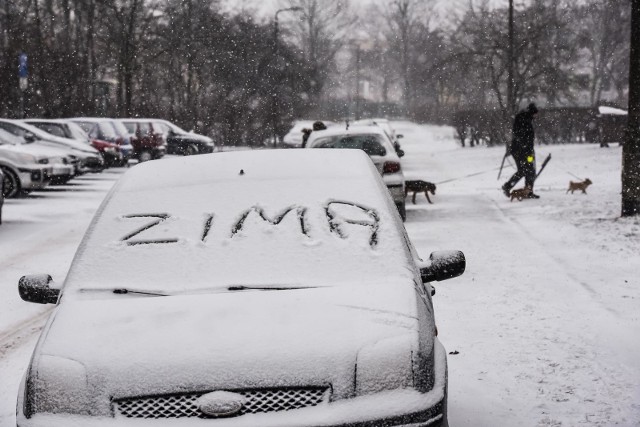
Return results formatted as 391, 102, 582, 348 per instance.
0, 120, 79, 183
352, 118, 404, 156
17, 149, 464, 427
0, 129, 53, 198
306, 125, 407, 220
23, 119, 105, 173
282, 120, 337, 148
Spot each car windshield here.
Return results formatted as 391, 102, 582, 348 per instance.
122, 122, 136, 134
0, 128, 22, 144
32, 123, 67, 138
111, 121, 129, 136
66, 122, 90, 141
98, 122, 118, 138
311, 134, 387, 156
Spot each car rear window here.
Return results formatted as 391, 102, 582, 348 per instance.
311, 134, 386, 156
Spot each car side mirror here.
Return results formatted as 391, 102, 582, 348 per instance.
18, 274, 60, 304
24, 133, 36, 143
419, 250, 465, 283
396, 149, 405, 158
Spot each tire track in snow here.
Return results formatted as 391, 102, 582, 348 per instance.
0, 308, 51, 358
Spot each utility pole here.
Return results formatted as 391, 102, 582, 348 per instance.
621, 0, 640, 216
355, 45, 361, 121
507, 0, 515, 118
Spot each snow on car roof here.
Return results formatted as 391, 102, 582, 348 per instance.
64, 149, 413, 294
598, 106, 627, 115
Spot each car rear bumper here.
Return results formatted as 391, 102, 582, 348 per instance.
18, 341, 447, 427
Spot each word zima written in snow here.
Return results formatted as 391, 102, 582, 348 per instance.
117, 202, 381, 248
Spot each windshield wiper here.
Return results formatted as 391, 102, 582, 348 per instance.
112, 288, 170, 296
227, 285, 316, 292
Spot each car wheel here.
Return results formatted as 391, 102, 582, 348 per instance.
138, 151, 153, 162
1, 167, 20, 199
184, 144, 199, 156
396, 202, 406, 222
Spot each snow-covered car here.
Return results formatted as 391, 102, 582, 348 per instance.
70, 118, 134, 165
23, 119, 105, 173
0, 120, 78, 183
16, 149, 464, 427
138, 118, 215, 155
0, 167, 4, 224
282, 120, 337, 148
306, 125, 407, 220
0, 129, 53, 198
352, 118, 405, 157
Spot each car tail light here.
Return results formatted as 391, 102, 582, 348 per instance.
383, 161, 401, 174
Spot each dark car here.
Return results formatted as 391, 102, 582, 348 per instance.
136, 119, 215, 155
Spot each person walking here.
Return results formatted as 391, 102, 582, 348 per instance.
502, 102, 540, 199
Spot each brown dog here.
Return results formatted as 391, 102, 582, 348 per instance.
405, 180, 436, 204
566, 178, 592, 194
510, 187, 531, 202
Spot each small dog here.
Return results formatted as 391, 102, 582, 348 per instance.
510, 187, 531, 202
566, 178, 592, 194
405, 180, 436, 204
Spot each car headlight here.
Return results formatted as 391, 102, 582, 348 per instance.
27, 354, 94, 416
37, 158, 49, 165
355, 334, 416, 396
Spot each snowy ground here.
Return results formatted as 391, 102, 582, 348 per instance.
1, 123, 639, 426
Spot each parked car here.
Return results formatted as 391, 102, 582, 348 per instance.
0, 168, 4, 224
16, 149, 464, 427
352, 118, 405, 157
306, 125, 407, 221
70, 118, 133, 165
282, 120, 337, 148
0, 129, 53, 198
23, 119, 105, 173
140, 118, 214, 155
0, 120, 76, 185
117, 119, 167, 161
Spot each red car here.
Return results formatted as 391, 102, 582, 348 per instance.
90, 138, 122, 168
118, 120, 166, 162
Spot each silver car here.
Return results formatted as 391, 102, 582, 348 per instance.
306, 125, 407, 220
0, 129, 53, 198
17, 150, 463, 427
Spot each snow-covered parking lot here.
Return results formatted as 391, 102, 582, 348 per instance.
1, 122, 639, 426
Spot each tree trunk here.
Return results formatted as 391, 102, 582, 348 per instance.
621, 0, 640, 216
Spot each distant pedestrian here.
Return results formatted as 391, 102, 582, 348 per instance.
502, 103, 540, 199
301, 128, 312, 148
301, 121, 327, 148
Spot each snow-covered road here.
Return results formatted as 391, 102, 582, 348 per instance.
1, 123, 639, 426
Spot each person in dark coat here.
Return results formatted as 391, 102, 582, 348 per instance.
301, 121, 328, 148
502, 103, 540, 199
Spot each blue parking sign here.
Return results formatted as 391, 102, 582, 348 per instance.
18, 53, 28, 78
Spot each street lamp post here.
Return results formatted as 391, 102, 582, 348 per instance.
272, 6, 302, 148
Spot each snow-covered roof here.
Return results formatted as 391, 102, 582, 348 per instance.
598, 106, 627, 116
64, 149, 412, 294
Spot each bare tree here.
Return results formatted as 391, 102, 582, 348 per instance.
285, 0, 355, 104
622, 0, 640, 217
577, 0, 631, 106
